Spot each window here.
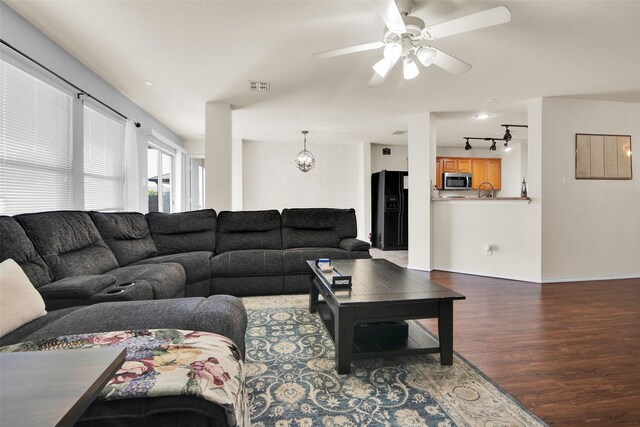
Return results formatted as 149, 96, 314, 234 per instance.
0, 58, 73, 215
147, 145, 173, 212
83, 103, 125, 211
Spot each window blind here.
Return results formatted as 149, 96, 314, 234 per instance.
0, 58, 73, 215
83, 103, 125, 211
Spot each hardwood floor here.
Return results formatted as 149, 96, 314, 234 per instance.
370, 250, 640, 426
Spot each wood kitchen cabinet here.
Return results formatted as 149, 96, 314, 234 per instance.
436, 156, 501, 190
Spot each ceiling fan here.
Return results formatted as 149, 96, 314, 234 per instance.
313, 0, 511, 86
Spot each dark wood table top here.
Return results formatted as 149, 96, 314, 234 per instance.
0, 347, 126, 427
307, 258, 465, 305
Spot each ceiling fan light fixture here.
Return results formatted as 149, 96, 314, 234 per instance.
372, 58, 395, 78
415, 46, 437, 67
383, 43, 403, 62
403, 57, 419, 80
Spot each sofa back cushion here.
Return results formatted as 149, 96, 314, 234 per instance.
146, 209, 217, 255
0, 216, 54, 288
281, 208, 358, 249
90, 212, 158, 266
216, 210, 282, 254
16, 211, 119, 279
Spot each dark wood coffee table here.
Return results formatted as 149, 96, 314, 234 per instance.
307, 258, 465, 374
0, 348, 126, 427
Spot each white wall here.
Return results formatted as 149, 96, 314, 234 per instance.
540, 98, 640, 281
0, 3, 182, 147
184, 140, 205, 155
371, 143, 408, 172
243, 140, 363, 236
436, 145, 526, 197
431, 101, 543, 282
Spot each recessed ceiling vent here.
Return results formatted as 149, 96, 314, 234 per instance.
248, 81, 270, 92
392, 130, 407, 135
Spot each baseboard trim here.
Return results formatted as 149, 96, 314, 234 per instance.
406, 264, 432, 272
540, 273, 640, 283
432, 266, 541, 283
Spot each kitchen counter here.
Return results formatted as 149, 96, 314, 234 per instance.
432, 196, 530, 203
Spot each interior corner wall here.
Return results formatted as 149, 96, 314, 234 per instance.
407, 113, 433, 271
540, 98, 640, 281
204, 102, 232, 211
358, 142, 372, 242
371, 143, 408, 172
0, 3, 182, 147
242, 140, 361, 228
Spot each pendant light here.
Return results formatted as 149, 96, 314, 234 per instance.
294, 130, 315, 172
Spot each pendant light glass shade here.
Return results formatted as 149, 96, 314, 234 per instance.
295, 130, 315, 172
416, 47, 437, 67
383, 43, 403, 62
403, 57, 419, 80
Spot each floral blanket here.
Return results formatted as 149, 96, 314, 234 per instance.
0, 329, 250, 427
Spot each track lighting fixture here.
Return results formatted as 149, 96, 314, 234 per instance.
501, 124, 528, 142
504, 141, 512, 152
463, 136, 508, 150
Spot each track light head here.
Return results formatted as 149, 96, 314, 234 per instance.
504, 141, 512, 152
489, 139, 497, 151
464, 138, 472, 150
503, 127, 512, 142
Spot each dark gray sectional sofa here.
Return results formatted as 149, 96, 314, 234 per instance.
1, 207, 371, 310
0, 207, 370, 426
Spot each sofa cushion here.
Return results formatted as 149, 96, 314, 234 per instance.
210, 249, 283, 277
146, 209, 217, 255
131, 251, 213, 284
0, 259, 47, 337
216, 210, 282, 253
281, 208, 358, 249
339, 238, 371, 252
282, 248, 354, 274
0, 307, 80, 347
107, 263, 185, 299
15, 295, 247, 357
90, 211, 158, 266
0, 216, 53, 287
16, 211, 119, 279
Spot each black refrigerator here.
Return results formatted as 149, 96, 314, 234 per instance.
371, 170, 408, 250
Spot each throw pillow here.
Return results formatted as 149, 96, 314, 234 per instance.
0, 258, 47, 337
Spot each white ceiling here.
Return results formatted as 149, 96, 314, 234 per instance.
6, 0, 640, 148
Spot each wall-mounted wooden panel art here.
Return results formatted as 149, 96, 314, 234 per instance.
576, 134, 632, 179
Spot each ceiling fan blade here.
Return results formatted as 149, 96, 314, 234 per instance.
371, 0, 407, 35
431, 48, 472, 74
367, 72, 387, 87
424, 6, 511, 40
313, 42, 384, 59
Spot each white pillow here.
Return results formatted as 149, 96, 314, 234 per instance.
0, 258, 47, 338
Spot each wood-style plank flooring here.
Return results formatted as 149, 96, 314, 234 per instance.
370, 250, 640, 426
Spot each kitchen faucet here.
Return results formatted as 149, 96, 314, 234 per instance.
478, 182, 495, 198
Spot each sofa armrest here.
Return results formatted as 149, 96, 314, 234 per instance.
339, 238, 371, 252
38, 276, 154, 310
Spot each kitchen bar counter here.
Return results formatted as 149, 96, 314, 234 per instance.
432, 196, 530, 203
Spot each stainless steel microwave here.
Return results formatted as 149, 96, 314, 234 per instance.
443, 173, 473, 190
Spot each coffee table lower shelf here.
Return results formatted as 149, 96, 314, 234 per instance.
315, 301, 441, 360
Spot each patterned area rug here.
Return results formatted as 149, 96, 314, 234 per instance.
241, 295, 546, 427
